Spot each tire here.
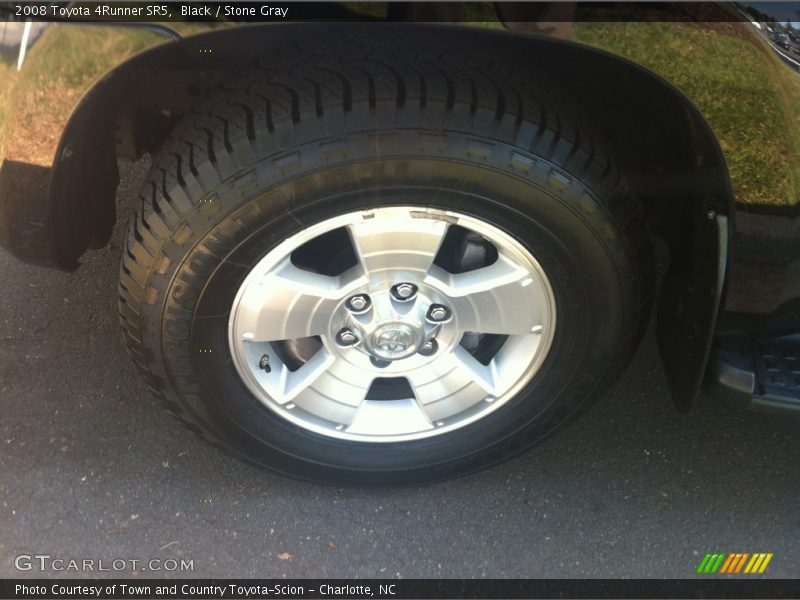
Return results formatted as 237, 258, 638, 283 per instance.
118, 30, 653, 485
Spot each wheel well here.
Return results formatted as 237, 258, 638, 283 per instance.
61, 22, 732, 407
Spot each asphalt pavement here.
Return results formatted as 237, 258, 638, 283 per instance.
1, 159, 798, 579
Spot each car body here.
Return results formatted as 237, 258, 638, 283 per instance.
1, 2, 798, 483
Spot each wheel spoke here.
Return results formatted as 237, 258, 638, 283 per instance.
345, 398, 434, 436
234, 258, 367, 342
405, 346, 498, 421
347, 214, 449, 277
427, 255, 549, 336
410, 345, 497, 396
307, 358, 437, 436
288, 356, 375, 425
270, 346, 337, 404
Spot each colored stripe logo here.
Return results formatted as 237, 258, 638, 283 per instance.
697, 553, 773, 574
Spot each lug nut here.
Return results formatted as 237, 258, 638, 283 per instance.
370, 356, 392, 369
418, 339, 438, 357
426, 304, 452, 323
390, 282, 418, 302
346, 294, 371, 314
336, 328, 359, 347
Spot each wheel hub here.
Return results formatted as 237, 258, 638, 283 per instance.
336, 286, 449, 364
371, 323, 420, 359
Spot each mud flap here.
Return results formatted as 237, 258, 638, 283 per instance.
657, 210, 729, 410
0, 101, 118, 270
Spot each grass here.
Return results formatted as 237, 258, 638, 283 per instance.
0, 25, 168, 165
573, 21, 800, 208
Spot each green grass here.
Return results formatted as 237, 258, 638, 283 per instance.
20, 25, 167, 86
0, 54, 22, 162
0, 25, 168, 164
574, 21, 800, 208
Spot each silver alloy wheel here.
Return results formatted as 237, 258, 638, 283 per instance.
228, 207, 556, 442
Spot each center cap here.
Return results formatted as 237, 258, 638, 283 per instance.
369, 322, 423, 360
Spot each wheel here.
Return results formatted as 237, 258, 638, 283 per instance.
118, 32, 652, 485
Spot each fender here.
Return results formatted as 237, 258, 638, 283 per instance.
0, 19, 749, 409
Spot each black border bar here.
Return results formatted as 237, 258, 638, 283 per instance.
0, 2, 795, 23
4, 579, 800, 599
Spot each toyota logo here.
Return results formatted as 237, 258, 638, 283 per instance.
377, 328, 413, 353
369, 322, 423, 360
